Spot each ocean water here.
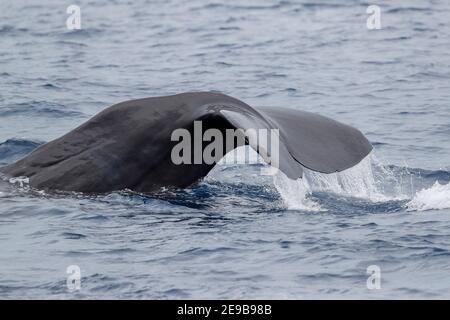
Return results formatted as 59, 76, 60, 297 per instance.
1, 0, 450, 299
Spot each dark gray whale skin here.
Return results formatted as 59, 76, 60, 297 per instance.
0, 92, 372, 193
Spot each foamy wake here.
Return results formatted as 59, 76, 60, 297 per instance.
406, 181, 450, 212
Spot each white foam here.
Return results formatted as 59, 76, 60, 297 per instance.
8, 176, 29, 188
273, 171, 323, 211
406, 181, 450, 212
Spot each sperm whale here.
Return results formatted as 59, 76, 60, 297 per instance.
0, 92, 372, 193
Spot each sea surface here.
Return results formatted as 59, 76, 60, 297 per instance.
1, 0, 450, 299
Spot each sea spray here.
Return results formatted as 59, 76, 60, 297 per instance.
406, 181, 450, 211
272, 171, 323, 211
303, 155, 409, 202
273, 154, 410, 210
304, 155, 380, 199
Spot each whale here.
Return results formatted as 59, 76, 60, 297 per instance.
0, 92, 372, 193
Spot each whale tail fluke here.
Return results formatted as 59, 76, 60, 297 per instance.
0, 92, 372, 193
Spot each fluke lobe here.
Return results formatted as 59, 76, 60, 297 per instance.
0, 92, 372, 193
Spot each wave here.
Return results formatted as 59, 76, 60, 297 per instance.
0, 101, 84, 118
385, 7, 432, 14
0, 138, 44, 165
0, 25, 29, 35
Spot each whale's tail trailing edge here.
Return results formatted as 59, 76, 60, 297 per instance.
254, 106, 373, 174
0, 92, 372, 193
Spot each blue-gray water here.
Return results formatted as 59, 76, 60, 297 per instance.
1, 0, 450, 299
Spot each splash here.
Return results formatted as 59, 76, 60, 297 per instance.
272, 154, 411, 211
303, 155, 409, 202
406, 181, 450, 211
8, 176, 30, 188
272, 171, 323, 211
